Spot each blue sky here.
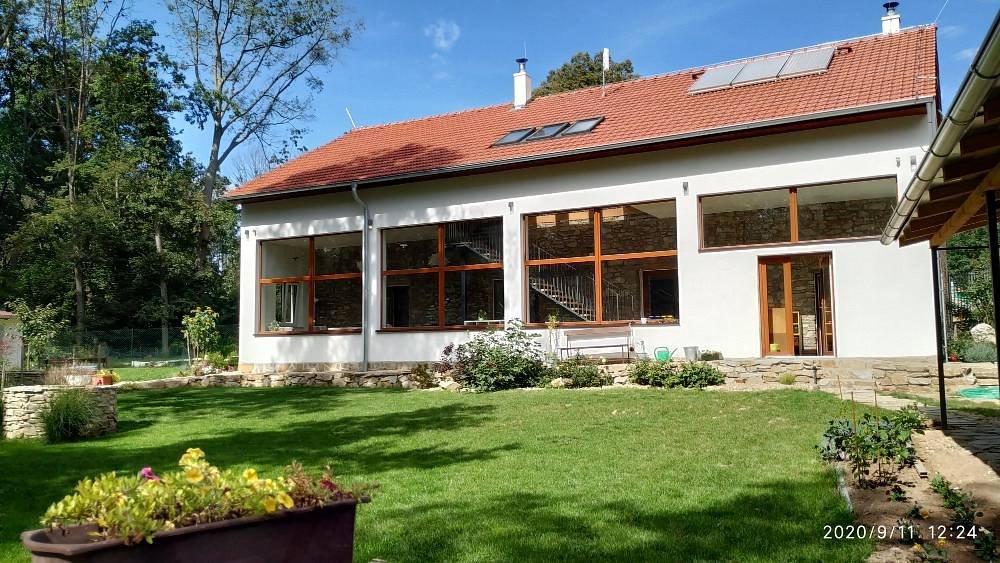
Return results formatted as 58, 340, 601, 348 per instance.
131, 1, 999, 179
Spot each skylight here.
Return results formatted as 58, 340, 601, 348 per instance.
525, 123, 569, 141
561, 117, 604, 136
494, 128, 535, 145
493, 117, 604, 148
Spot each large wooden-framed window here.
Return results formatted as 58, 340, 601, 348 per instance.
258, 233, 362, 334
700, 177, 898, 250
524, 199, 678, 325
381, 218, 504, 330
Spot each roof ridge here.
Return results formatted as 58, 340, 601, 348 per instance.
348, 101, 510, 133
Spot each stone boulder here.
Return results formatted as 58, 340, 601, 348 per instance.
971, 323, 996, 344
549, 377, 570, 388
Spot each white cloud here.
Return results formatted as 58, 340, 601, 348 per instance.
937, 25, 963, 38
424, 19, 461, 51
955, 47, 976, 61
430, 52, 446, 64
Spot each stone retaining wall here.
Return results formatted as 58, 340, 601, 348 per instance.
710, 358, 998, 391
116, 369, 418, 391
2, 385, 117, 439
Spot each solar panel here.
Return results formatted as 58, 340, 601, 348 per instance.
494, 128, 535, 146
732, 55, 790, 86
778, 47, 835, 78
561, 117, 604, 136
525, 123, 569, 141
688, 63, 744, 93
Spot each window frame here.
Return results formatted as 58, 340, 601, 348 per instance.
698, 175, 898, 251
522, 199, 679, 328
380, 219, 505, 331
256, 233, 363, 336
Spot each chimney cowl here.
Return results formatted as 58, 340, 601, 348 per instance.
513, 58, 531, 109
881, 2, 901, 34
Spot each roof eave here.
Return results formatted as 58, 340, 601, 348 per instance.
225, 97, 934, 204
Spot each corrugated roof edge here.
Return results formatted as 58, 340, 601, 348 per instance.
226, 96, 933, 203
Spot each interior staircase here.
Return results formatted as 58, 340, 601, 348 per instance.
446, 223, 636, 321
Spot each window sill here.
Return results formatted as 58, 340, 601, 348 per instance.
522, 320, 680, 329
254, 328, 362, 336
377, 324, 501, 333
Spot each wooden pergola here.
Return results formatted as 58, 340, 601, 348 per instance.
882, 11, 1000, 426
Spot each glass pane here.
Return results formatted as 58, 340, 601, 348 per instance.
384, 274, 438, 327
797, 179, 897, 241
260, 282, 308, 332
527, 263, 596, 323
562, 117, 603, 136
384, 225, 438, 271
702, 190, 790, 248
444, 269, 504, 325
314, 232, 362, 275
764, 263, 789, 354
261, 238, 308, 278
526, 210, 594, 260
313, 278, 362, 329
495, 128, 534, 145
526, 123, 568, 140
601, 257, 678, 322
600, 201, 677, 254
445, 218, 503, 265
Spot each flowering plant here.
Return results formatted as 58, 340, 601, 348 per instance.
41, 448, 372, 545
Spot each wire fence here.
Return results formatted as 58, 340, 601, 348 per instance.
50, 325, 238, 367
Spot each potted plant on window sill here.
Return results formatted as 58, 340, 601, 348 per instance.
21, 448, 373, 563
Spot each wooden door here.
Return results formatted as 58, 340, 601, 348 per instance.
759, 257, 794, 356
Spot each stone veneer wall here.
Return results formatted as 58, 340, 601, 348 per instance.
2, 385, 117, 439
119, 369, 418, 390
712, 358, 999, 391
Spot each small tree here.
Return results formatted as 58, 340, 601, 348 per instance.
533, 51, 638, 97
5, 299, 67, 368
181, 306, 219, 361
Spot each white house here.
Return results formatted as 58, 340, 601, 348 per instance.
227, 14, 939, 373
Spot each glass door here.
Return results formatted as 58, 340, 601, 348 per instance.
758, 254, 835, 357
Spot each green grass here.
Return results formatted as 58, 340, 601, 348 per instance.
113, 366, 185, 382
0, 388, 872, 562
889, 390, 1000, 419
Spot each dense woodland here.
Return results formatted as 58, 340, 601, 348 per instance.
0, 0, 356, 339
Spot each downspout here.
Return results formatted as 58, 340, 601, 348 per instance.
351, 181, 370, 372
881, 11, 1000, 245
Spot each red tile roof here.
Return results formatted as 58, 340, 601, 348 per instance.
227, 27, 937, 201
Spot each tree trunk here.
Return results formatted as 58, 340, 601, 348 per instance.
68, 166, 85, 345
197, 125, 224, 270
154, 223, 170, 356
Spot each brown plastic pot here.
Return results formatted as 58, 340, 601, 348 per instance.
89, 375, 113, 386
21, 498, 364, 563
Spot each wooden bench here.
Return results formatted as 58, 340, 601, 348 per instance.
559, 326, 633, 361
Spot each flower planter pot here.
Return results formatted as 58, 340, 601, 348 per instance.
21, 498, 363, 563
89, 375, 113, 386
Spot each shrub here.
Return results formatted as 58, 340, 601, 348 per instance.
627, 359, 675, 387
778, 373, 797, 385
818, 419, 854, 461
41, 448, 371, 545
890, 404, 927, 432
42, 389, 98, 443
673, 362, 725, 388
699, 350, 722, 361
205, 351, 228, 370
409, 364, 435, 388
181, 307, 220, 360
974, 528, 997, 562
960, 341, 997, 363
436, 321, 548, 391
554, 357, 610, 388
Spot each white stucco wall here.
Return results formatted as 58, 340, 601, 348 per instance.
238, 114, 937, 366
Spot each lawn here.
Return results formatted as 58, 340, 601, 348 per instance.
113, 366, 186, 382
0, 388, 871, 562
889, 390, 1000, 419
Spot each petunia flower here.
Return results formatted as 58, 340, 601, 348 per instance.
277, 492, 293, 509
262, 496, 278, 513
243, 468, 258, 483
139, 467, 160, 482
184, 467, 204, 484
